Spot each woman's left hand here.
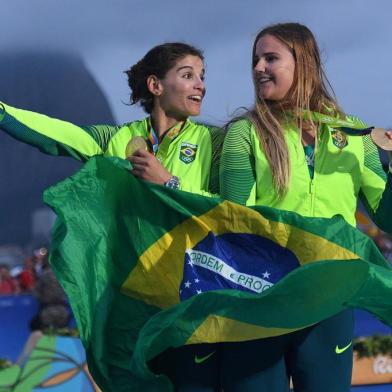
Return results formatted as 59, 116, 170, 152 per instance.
128, 149, 172, 185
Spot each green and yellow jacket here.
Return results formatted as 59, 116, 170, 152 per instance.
0, 102, 222, 196
220, 116, 392, 232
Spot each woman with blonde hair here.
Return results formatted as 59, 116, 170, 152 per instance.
220, 22, 392, 391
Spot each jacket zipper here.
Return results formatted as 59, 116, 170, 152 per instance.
309, 179, 315, 216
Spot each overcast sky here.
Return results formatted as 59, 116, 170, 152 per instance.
2, 0, 392, 127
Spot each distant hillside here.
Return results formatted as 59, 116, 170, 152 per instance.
0, 50, 116, 245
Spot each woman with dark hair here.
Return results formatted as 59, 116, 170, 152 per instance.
0, 42, 221, 195
0, 42, 223, 390
219, 22, 392, 392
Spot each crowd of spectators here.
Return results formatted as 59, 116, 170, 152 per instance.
0, 248, 47, 295
0, 247, 70, 330
0, 264, 18, 294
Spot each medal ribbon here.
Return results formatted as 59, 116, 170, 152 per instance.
147, 125, 159, 155
148, 121, 188, 163
301, 110, 374, 136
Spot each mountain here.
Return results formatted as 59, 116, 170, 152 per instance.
0, 50, 116, 245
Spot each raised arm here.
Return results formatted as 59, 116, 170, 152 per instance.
0, 102, 119, 161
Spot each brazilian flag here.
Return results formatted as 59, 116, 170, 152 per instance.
43, 156, 392, 391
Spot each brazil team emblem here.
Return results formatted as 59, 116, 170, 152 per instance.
179, 142, 198, 164
331, 130, 348, 149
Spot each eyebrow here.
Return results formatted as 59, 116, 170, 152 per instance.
176, 65, 205, 74
260, 51, 279, 56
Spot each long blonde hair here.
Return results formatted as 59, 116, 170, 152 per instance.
249, 23, 342, 196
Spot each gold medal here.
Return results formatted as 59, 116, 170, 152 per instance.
125, 136, 148, 158
370, 128, 392, 151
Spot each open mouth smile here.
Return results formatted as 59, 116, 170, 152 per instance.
188, 95, 203, 103
255, 73, 274, 85
258, 77, 273, 85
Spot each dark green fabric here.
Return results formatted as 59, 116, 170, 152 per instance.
43, 157, 392, 391
360, 135, 392, 232
205, 124, 224, 195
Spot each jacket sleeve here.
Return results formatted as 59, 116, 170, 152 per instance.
207, 125, 224, 196
359, 134, 392, 234
220, 119, 256, 205
0, 102, 119, 161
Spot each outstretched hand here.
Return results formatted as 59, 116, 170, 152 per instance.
128, 149, 172, 185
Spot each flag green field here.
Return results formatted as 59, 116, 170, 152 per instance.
43, 156, 392, 391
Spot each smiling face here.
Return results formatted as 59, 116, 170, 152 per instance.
155, 55, 205, 119
253, 34, 295, 102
